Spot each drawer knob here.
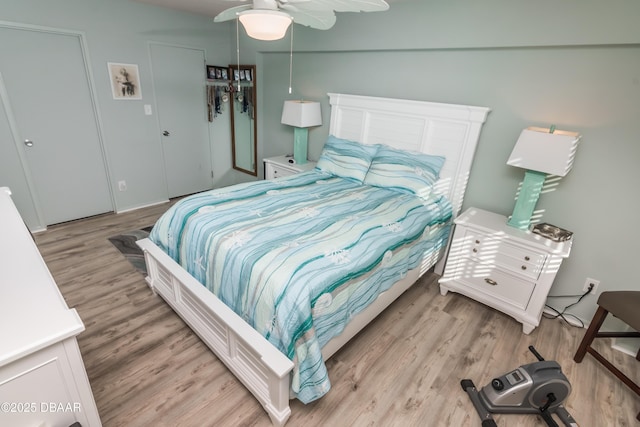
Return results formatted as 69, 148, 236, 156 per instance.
524, 256, 530, 261
472, 248, 478, 253
521, 265, 527, 270
475, 240, 480, 244
484, 278, 498, 286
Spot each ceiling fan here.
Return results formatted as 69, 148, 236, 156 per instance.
214, 0, 389, 40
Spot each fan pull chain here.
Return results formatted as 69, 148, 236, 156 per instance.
236, 17, 241, 92
288, 23, 294, 94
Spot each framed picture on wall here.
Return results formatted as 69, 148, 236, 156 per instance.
207, 65, 228, 81
108, 62, 142, 100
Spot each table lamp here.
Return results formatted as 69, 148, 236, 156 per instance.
506, 126, 581, 229
281, 100, 322, 164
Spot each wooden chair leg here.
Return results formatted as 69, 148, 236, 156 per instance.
574, 306, 609, 363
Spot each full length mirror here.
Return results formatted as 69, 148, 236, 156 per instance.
230, 64, 257, 176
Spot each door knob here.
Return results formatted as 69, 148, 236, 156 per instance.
24, 139, 34, 147
162, 130, 170, 136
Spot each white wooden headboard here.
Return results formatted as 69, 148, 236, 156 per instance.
328, 93, 490, 217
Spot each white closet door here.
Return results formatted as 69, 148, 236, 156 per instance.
0, 26, 112, 227
150, 43, 212, 198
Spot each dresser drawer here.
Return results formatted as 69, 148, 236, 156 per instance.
454, 261, 535, 310
464, 230, 546, 280
0, 341, 85, 427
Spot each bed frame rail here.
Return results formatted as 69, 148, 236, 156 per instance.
137, 238, 294, 426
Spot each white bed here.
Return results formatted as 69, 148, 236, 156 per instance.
137, 93, 489, 425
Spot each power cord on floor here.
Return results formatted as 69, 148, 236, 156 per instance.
543, 284, 593, 328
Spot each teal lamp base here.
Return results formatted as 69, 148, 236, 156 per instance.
293, 127, 309, 164
507, 170, 547, 229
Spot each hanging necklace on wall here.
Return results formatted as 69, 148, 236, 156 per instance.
288, 23, 294, 94
236, 18, 241, 93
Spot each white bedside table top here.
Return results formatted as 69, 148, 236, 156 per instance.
456, 207, 572, 257
263, 155, 317, 172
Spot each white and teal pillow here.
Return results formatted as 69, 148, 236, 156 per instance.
363, 144, 445, 198
315, 135, 379, 182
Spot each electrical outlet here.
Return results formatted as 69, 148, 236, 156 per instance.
583, 277, 600, 295
118, 180, 127, 192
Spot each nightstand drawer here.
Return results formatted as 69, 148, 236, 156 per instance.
455, 262, 535, 310
464, 230, 546, 280
263, 156, 317, 180
269, 164, 296, 179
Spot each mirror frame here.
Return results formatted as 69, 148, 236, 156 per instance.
229, 64, 257, 176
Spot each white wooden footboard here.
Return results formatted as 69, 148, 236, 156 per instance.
137, 237, 442, 425
136, 238, 294, 426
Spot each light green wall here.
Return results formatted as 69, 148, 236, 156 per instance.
3, 0, 639, 325
1, 0, 239, 212
242, 0, 640, 324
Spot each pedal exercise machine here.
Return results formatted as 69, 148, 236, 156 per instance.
461, 346, 578, 427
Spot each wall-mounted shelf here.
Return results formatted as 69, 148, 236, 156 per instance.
206, 80, 253, 88
206, 79, 231, 87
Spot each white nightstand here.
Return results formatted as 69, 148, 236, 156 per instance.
439, 207, 572, 334
263, 155, 317, 180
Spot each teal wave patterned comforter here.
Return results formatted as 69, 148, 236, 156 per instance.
149, 170, 452, 403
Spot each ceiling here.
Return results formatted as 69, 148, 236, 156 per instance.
133, 0, 234, 18
132, 0, 402, 21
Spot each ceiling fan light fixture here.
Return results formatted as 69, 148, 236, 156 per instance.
238, 10, 292, 41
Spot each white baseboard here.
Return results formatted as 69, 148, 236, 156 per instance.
116, 199, 169, 214
611, 325, 640, 357
544, 308, 639, 356
611, 341, 639, 357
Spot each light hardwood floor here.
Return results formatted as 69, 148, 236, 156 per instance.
33, 201, 638, 427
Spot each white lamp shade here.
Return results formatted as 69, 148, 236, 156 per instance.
281, 100, 322, 128
238, 10, 292, 41
507, 126, 581, 177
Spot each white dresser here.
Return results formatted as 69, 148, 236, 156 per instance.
263, 155, 317, 180
439, 207, 572, 334
0, 187, 101, 427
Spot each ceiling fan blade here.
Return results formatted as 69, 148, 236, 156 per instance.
286, 9, 337, 30
213, 4, 252, 22
215, 0, 387, 30
254, 0, 280, 9
297, 0, 389, 12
